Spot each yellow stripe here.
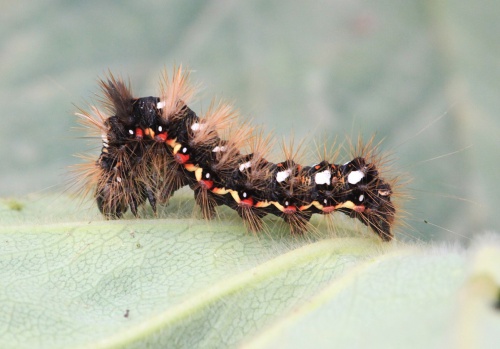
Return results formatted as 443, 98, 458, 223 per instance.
230, 190, 241, 204
254, 201, 272, 208
194, 167, 203, 180
173, 143, 181, 155
301, 202, 315, 210
272, 201, 285, 212
212, 187, 230, 195
336, 201, 355, 210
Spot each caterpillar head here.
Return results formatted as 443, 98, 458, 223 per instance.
132, 97, 161, 131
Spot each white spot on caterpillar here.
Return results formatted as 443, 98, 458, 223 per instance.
314, 170, 331, 185
276, 169, 292, 183
116, 177, 122, 183
191, 123, 206, 131
158, 125, 163, 132
157, 101, 165, 109
212, 146, 227, 153
101, 134, 108, 143
239, 161, 251, 172
128, 129, 134, 135
348, 170, 364, 185
359, 194, 364, 202
103, 142, 109, 148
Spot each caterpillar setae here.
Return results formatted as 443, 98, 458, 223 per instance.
73, 66, 398, 241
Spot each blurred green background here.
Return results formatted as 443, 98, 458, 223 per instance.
1, 0, 498, 242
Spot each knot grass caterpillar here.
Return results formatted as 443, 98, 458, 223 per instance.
73, 66, 399, 241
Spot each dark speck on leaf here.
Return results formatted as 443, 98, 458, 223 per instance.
6, 200, 24, 211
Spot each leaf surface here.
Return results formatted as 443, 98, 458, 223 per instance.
1, 196, 499, 348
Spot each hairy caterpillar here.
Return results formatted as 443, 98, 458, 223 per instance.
74, 67, 398, 241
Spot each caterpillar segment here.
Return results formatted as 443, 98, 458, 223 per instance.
161, 107, 396, 239
148, 66, 199, 208
75, 67, 397, 240
75, 77, 155, 218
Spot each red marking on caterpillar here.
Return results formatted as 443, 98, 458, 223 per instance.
155, 132, 167, 142
72, 66, 401, 241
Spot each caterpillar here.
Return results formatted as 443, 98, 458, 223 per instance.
74, 66, 398, 241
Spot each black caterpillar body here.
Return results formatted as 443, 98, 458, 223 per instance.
75, 67, 397, 241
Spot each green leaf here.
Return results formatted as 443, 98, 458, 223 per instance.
244, 249, 466, 349
2, 4, 500, 347
0, 195, 379, 348
1, 195, 499, 348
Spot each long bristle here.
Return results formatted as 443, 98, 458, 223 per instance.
144, 143, 188, 206
279, 137, 311, 195
279, 135, 306, 164
212, 122, 254, 173
312, 137, 341, 165
98, 72, 134, 124
238, 206, 265, 233
68, 155, 101, 199
159, 65, 196, 121
241, 130, 275, 191
190, 100, 238, 147
193, 185, 218, 220
346, 135, 386, 168
75, 106, 108, 139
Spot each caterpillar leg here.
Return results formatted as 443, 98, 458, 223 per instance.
193, 187, 218, 220
158, 168, 190, 205
145, 186, 157, 214
283, 210, 312, 235
237, 206, 266, 233
96, 184, 127, 218
357, 199, 395, 241
128, 188, 146, 217
96, 176, 147, 218
366, 207, 395, 241
339, 206, 394, 241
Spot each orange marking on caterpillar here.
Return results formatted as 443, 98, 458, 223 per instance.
240, 198, 254, 207
135, 128, 144, 139
322, 206, 336, 213
175, 153, 190, 164
155, 133, 167, 142
353, 205, 365, 213
199, 179, 214, 190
